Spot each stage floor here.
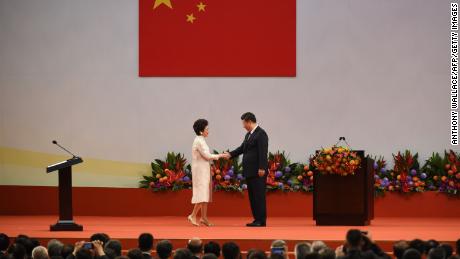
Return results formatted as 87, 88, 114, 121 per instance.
1, 216, 458, 252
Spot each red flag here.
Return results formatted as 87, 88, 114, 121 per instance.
139, 0, 296, 76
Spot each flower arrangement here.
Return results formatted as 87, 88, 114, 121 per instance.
211, 150, 245, 192
289, 163, 314, 192
139, 152, 192, 191
391, 150, 423, 193
424, 150, 460, 195
310, 146, 361, 176
372, 156, 392, 195
266, 151, 298, 191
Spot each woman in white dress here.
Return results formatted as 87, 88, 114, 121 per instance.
188, 119, 226, 227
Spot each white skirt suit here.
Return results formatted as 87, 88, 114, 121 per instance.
191, 135, 219, 204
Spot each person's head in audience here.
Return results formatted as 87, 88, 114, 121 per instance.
222, 242, 241, 259
311, 242, 327, 254
47, 240, 63, 258
270, 240, 287, 259
187, 238, 203, 258
439, 244, 453, 258
15, 235, 34, 258
105, 248, 118, 259
75, 248, 92, 259
156, 240, 173, 259
269, 254, 284, 259
247, 249, 267, 259
294, 243, 311, 259
426, 240, 440, 253
304, 253, 319, 259
105, 240, 122, 257
203, 242, 220, 258
127, 249, 144, 259
32, 246, 48, 259
456, 239, 460, 255
409, 239, 426, 255
393, 241, 410, 259
402, 248, 422, 259
202, 254, 217, 259
61, 244, 74, 259
8, 243, 27, 259
138, 233, 154, 254
360, 251, 377, 259
427, 247, 446, 259
173, 249, 194, 259
318, 248, 335, 259
90, 234, 110, 246
345, 230, 363, 251
0, 234, 10, 254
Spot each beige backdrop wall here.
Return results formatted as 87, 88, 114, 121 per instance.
0, 0, 455, 187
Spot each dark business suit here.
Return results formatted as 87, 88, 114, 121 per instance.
230, 126, 269, 223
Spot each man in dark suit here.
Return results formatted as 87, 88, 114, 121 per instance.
224, 112, 269, 227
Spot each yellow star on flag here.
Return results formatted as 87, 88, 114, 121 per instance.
197, 2, 206, 12
186, 13, 196, 23
153, 0, 172, 9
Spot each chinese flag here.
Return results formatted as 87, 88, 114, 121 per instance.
139, 0, 296, 76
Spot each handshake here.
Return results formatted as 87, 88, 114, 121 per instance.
217, 151, 231, 160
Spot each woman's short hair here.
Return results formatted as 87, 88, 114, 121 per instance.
193, 119, 208, 136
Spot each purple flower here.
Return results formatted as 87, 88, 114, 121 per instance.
408, 181, 414, 186
227, 170, 234, 176
185, 168, 190, 174
374, 175, 380, 180
287, 180, 293, 185
410, 169, 417, 176
420, 173, 427, 179
237, 174, 243, 180
183, 176, 191, 182
383, 177, 389, 182
373, 162, 378, 170
278, 182, 284, 188
242, 184, 247, 190
380, 168, 387, 174
224, 175, 231, 180
275, 171, 283, 178
284, 166, 291, 173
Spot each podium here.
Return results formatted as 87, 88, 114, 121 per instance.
46, 157, 83, 231
313, 151, 374, 226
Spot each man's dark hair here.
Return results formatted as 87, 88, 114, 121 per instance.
247, 249, 267, 259
61, 244, 74, 259
105, 240, 122, 257
14, 236, 34, 257
193, 119, 208, 136
156, 240, 173, 259
304, 253, 320, 259
426, 240, 440, 253
204, 242, 220, 257
90, 233, 110, 245
75, 248, 92, 259
241, 112, 256, 123
187, 241, 203, 255
409, 239, 426, 255
222, 242, 240, 259
173, 248, 193, 259
393, 241, 409, 259
319, 248, 336, 259
0, 234, 10, 251
7, 243, 26, 259
105, 248, 118, 259
138, 233, 154, 252
346, 229, 363, 249
202, 254, 218, 259
127, 249, 144, 259
427, 247, 446, 259
402, 248, 421, 259
456, 239, 460, 255
439, 244, 453, 258
268, 254, 284, 259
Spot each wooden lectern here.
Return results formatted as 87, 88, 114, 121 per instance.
313, 150, 374, 226
46, 156, 83, 231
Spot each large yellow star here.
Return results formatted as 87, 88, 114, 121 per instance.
197, 2, 206, 12
186, 13, 196, 23
153, 0, 172, 9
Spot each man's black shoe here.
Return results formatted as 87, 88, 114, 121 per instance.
246, 222, 266, 227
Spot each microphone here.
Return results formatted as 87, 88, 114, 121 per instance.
52, 140, 78, 158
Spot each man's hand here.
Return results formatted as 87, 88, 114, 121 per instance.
258, 169, 265, 177
73, 241, 85, 256
222, 152, 231, 160
92, 240, 105, 256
